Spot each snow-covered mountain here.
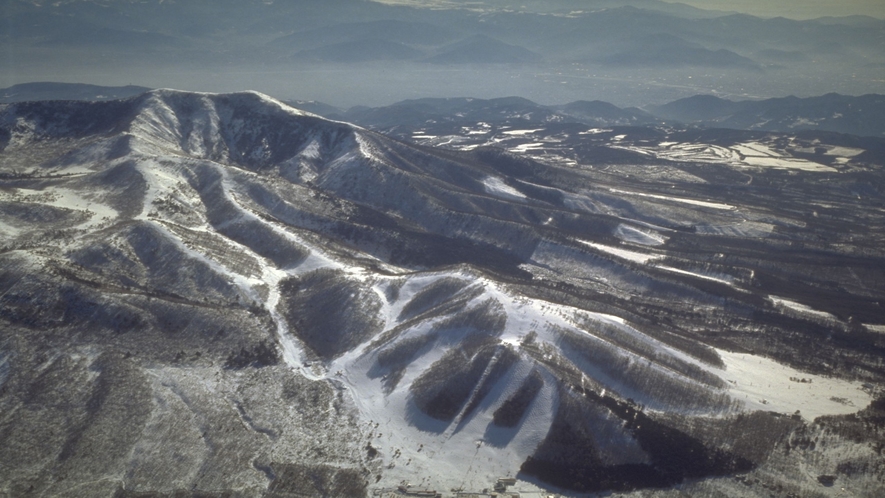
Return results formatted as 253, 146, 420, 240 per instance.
1, 90, 883, 497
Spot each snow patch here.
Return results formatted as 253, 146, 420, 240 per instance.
636, 141, 838, 172
577, 240, 661, 264
716, 350, 872, 420
298, 138, 321, 159
653, 266, 734, 285
824, 146, 864, 157
509, 143, 544, 153
614, 224, 667, 246
694, 221, 774, 238
769, 296, 838, 322
735, 142, 837, 172
610, 188, 736, 211
864, 324, 885, 335
501, 129, 543, 136
483, 176, 526, 201
7, 186, 119, 231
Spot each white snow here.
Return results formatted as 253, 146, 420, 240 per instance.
824, 146, 864, 157
694, 221, 775, 238
0, 219, 19, 238
577, 239, 661, 264
654, 143, 741, 163
246, 91, 313, 117
482, 176, 527, 201
741, 155, 836, 171
319, 272, 569, 491
769, 296, 838, 322
653, 265, 734, 285
316, 264, 753, 490
864, 324, 885, 334
630, 141, 840, 173
825, 147, 866, 157
716, 350, 872, 421
297, 138, 321, 159
355, 134, 386, 164
461, 123, 492, 135
614, 223, 668, 246
509, 142, 544, 153
5, 186, 119, 231
734, 142, 837, 172
136, 159, 183, 221
733, 142, 785, 158
610, 188, 736, 211
501, 129, 543, 136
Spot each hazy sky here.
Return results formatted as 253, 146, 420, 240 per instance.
375, 0, 885, 19
673, 0, 885, 19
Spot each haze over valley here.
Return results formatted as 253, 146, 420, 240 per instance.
3, 0, 884, 107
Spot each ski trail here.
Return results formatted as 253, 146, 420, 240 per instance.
134, 156, 340, 381
214, 167, 333, 380
445, 347, 504, 439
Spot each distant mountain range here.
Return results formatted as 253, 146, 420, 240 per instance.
291, 38, 425, 62
426, 0, 734, 17
649, 93, 885, 138
5, 83, 883, 138
592, 34, 759, 69
269, 19, 459, 50
424, 35, 543, 64
340, 93, 885, 138
285, 34, 543, 64
3, 0, 883, 105
0, 82, 151, 103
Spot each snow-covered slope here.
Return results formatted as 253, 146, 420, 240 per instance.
1, 90, 882, 497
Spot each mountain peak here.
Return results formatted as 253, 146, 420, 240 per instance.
141, 88, 313, 116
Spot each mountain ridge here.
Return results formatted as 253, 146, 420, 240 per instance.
3, 82, 885, 137
0, 82, 152, 104
650, 92, 885, 137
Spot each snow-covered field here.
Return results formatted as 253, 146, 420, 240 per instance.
717, 350, 872, 420
732, 142, 838, 172
615, 140, 847, 173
